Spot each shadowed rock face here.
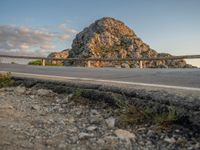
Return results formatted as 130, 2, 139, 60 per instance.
54, 17, 194, 68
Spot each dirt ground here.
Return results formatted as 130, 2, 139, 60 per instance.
0, 86, 199, 150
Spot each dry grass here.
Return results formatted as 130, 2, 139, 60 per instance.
118, 105, 178, 128
119, 105, 152, 126
154, 109, 178, 127
0, 72, 14, 88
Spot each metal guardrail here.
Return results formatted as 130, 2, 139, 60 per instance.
0, 54, 200, 68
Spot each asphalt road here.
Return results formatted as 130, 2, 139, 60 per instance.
0, 63, 200, 89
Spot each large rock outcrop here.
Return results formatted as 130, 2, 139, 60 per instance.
47, 49, 70, 65
68, 17, 193, 68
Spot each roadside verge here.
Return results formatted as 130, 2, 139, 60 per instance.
10, 73, 200, 131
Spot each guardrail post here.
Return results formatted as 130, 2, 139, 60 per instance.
42, 59, 46, 66
139, 60, 143, 68
87, 60, 91, 67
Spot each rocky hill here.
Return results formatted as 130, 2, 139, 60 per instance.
50, 17, 194, 68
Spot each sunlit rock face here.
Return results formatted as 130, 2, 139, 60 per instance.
67, 17, 194, 68
47, 49, 70, 65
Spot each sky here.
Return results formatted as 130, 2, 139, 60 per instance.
0, 0, 200, 66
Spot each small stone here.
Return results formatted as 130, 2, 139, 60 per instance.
15, 86, 26, 94
36, 136, 41, 139
90, 109, 99, 115
75, 110, 82, 116
66, 117, 75, 124
146, 140, 152, 145
48, 119, 54, 123
67, 127, 78, 133
56, 98, 61, 103
164, 137, 176, 144
30, 95, 35, 99
121, 63, 130, 68
86, 126, 97, 131
90, 116, 103, 124
115, 65, 121, 68
58, 107, 64, 112
79, 132, 94, 139
137, 127, 146, 131
25, 90, 31, 95
105, 117, 115, 128
114, 129, 136, 141
31, 105, 40, 110
0, 92, 5, 96
37, 89, 53, 96
194, 143, 200, 149
67, 94, 73, 99
147, 130, 155, 137
0, 104, 13, 109
103, 136, 120, 148
59, 120, 65, 126
70, 135, 78, 144
62, 94, 73, 103
58, 143, 66, 149
90, 110, 103, 124
45, 139, 54, 145
96, 139, 105, 145
1, 141, 11, 145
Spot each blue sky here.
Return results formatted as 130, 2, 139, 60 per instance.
0, 0, 200, 65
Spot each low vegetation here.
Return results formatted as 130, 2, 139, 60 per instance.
0, 72, 14, 88
154, 109, 178, 127
69, 88, 180, 128
28, 60, 64, 66
28, 60, 42, 65
0, 73, 183, 129
73, 88, 83, 97
119, 104, 179, 128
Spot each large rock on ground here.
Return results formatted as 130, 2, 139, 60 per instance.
68, 17, 194, 68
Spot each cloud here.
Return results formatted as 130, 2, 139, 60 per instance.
0, 25, 54, 50
0, 24, 77, 56
59, 23, 78, 34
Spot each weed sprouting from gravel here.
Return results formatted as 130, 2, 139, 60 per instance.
73, 88, 83, 97
155, 108, 178, 127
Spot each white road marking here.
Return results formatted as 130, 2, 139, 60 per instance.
2, 71, 200, 91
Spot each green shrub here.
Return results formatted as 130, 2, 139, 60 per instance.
28, 60, 42, 65
73, 88, 83, 97
28, 60, 64, 66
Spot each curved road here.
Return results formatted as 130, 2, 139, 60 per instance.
0, 63, 200, 91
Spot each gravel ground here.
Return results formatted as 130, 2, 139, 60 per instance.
0, 86, 199, 150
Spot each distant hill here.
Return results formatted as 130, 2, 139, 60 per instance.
49, 17, 195, 68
